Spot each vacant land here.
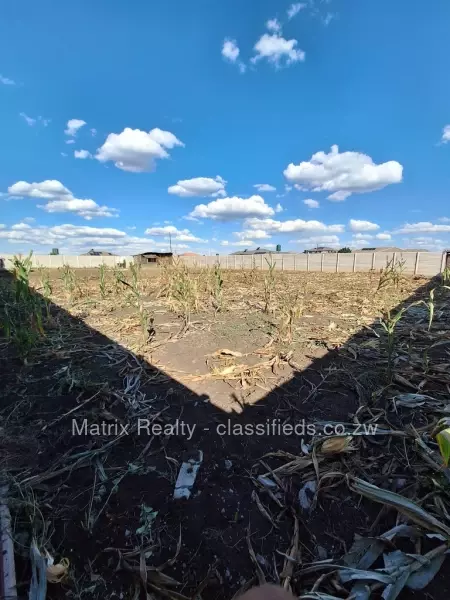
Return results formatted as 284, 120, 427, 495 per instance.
1, 262, 450, 600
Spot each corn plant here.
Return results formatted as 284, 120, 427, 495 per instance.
211, 263, 224, 312
112, 264, 124, 295
263, 256, 276, 313
380, 307, 406, 378
442, 267, 450, 286
99, 263, 107, 299
118, 262, 153, 343
277, 290, 304, 343
12, 252, 33, 303
376, 257, 406, 292
61, 264, 76, 301
411, 288, 436, 331
39, 268, 53, 318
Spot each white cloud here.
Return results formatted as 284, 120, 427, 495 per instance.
234, 229, 271, 240
8, 180, 71, 199
74, 149, 92, 159
0, 74, 15, 85
328, 191, 351, 202
66, 139, 75, 145
245, 217, 344, 234
20, 113, 50, 127
144, 225, 206, 243
376, 232, 392, 240
95, 127, 184, 172
287, 3, 306, 19
222, 38, 240, 62
304, 199, 319, 208
438, 217, 450, 223
90, 128, 97, 137
189, 195, 275, 221
65, 119, 87, 136
252, 33, 305, 68
254, 183, 276, 192
441, 125, 450, 143
168, 176, 226, 197
266, 18, 282, 33
349, 219, 380, 232
291, 235, 340, 246
284, 145, 403, 199
275, 203, 283, 213
8, 179, 117, 220
20, 113, 36, 126
39, 199, 119, 219
394, 222, 450, 234
353, 233, 373, 240
221, 239, 255, 247
221, 39, 246, 73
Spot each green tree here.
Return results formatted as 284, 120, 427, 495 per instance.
338, 247, 352, 253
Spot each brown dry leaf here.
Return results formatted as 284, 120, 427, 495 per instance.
320, 436, 353, 455
214, 348, 243, 358
47, 558, 70, 583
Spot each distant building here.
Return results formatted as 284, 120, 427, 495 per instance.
82, 249, 115, 256
360, 247, 429, 253
230, 247, 281, 256
179, 252, 200, 257
304, 246, 336, 254
134, 251, 173, 264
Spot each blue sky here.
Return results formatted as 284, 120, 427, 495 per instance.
1, 0, 450, 255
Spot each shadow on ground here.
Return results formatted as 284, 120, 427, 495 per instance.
1, 267, 449, 600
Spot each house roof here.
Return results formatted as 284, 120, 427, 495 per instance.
230, 247, 283, 255
82, 249, 115, 256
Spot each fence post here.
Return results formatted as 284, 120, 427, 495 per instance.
282, 257, 284, 271
226, 255, 228, 269
321, 253, 324, 272
336, 252, 339, 273
294, 254, 297, 271
393, 252, 397, 264
306, 253, 310, 272
414, 252, 420, 275
241, 256, 244, 269
352, 253, 357, 273
371, 253, 375, 270
260, 254, 263, 270
441, 252, 447, 273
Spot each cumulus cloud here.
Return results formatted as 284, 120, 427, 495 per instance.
284, 145, 403, 199
95, 127, 184, 172
349, 219, 380, 232
266, 18, 282, 33
189, 195, 275, 221
168, 176, 226, 197
8, 179, 117, 220
275, 203, 283, 213
245, 217, 344, 234
74, 149, 92, 159
20, 113, 50, 127
254, 183, 276, 192
304, 199, 319, 208
328, 191, 351, 202
291, 235, 340, 245
394, 222, 450, 234
65, 119, 87, 136
376, 232, 392, 240
441, 125, 450, 143
353, 233, 373, 240
222, 39, 246, 73
252, 33, 305, 67
0, 74, 15, 85
221, 239, 255, 247
39, 199, 119, 219
144, 225, 207, 243
0, 222, 196, 255
222, 38, 240, 62
234, 229, 271, 240
287, 3, 306, 19
8, 180, 71, 199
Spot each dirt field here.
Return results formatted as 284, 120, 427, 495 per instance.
1, 262, 450, 600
